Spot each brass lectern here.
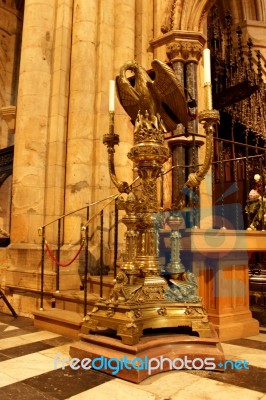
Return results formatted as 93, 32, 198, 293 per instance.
80, 59, 219, 345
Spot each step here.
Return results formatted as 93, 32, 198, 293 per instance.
52, 290, 100, 314
31, 275, 117, 339
87, 274, 115, 297
34, 290, 104, 339
34, 309, 84, 340
51, 275, 114, 312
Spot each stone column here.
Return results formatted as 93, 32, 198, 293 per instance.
92, 0, 136, 204
0, 2, 22, 238
44, 0, 73, 242
101, 0, 136, 266
113, 0, 136, 174
185, 58, 198, 135
135, 0, 154, 66
63, 1, 137, 274
164, 44, 186, 211
0, 2, 22, 148
64, 0, 98, 244
166, 37, 203, 213
184, 48, 205, 228
64, 0, 137, 246
168, 138, 186, 208
11, 0, 57, 244
91, 0, 116, 205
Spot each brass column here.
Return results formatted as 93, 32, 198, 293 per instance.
127, 129, 169, 277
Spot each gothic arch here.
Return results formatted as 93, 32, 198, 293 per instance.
215, 0, 266, 25
161, 0, 266, 33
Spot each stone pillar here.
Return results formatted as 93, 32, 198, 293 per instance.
64, 0, 98, 244
92, 0, 136, 205
187, 138, 203, 227
0, 3, 23, 238
168, 139, 186, 207
44, 0, 73, 242
63, 0, 137, 275
185, 59, 198, 135
164, 35, 204, 214
100, 0, 136, 266
0, 2, 22, 148
135, 0, 154, 66
91, 0, 116, 206
64, 0, 137, 244
113, 0, 136, 174
11, 0, 57, 244
165, 46, 186, 211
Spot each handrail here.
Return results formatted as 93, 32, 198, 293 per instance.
81, 195, 119, 229
39, 176, 140, 232
39, 177, 140, 315
38, 193, 119, 232
39, 195, 118, 315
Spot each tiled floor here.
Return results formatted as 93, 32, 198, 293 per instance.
0, 313, 265, 399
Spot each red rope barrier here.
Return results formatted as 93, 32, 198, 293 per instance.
45, 240, 85, 267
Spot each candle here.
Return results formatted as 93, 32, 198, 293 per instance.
203, 48, 211, 84
109, 80, 115, 112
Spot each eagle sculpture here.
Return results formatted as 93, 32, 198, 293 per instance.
116, 59, 193, 132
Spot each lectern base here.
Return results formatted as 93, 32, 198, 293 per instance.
70, 323, 224, 383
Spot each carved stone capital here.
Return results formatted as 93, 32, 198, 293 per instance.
166, 40, 203, 63
166, 41, 183, 62
0, 105, 16, 134
150, 30, 206, 63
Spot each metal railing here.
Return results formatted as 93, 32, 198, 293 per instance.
38, 194, 119, 316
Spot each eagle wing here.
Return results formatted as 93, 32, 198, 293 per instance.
116, 75, 140, 123
151, 59, 190, 130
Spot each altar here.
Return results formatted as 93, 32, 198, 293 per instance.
178, 229, 261, 340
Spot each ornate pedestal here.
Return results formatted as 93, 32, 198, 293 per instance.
81, 301, 212, 346
70, 326, 224, 383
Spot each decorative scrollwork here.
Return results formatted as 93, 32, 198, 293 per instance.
158, 307, 167, 316
106, 308, 115, 317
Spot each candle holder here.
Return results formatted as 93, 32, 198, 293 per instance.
102, 111, 130, 194
204, 82, 213, 110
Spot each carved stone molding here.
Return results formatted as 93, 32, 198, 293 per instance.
0, 105, 16, 133
0, 145, 14, 186
0, 0, 24, 12
161, 0, 178, 34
